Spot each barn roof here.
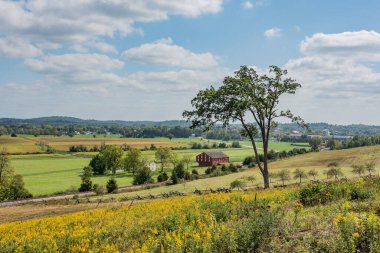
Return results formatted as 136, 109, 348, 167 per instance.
203, 151, 229, 159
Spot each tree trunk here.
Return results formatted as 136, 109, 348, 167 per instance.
263, 139, 270, 189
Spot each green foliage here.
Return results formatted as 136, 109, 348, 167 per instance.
243, 156, 255, 167
124, 148, 143, 175
228, 163, 238, 172
191, 169, 199, 175
78, 166, 93, 192
308, 169, 318, 180
171, 162, 185, 184
231, 141, 241, 148
276, 169, 291, 186
309, 136, 323, 151
351, 164, 365, 177
230, 179, 246, 190
293, 168, 308, 183
0, 150, 32, 200
92, 184, 105, 195
100, 145, 124, 174
89, 154, 106, 175
106, 178, 118, 193
155, 147, 172, 172
133, 166, 154, 185
157, 172, 169, 182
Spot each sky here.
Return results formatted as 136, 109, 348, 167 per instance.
1, 0, 380, 124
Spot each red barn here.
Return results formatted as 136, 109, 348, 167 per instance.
196, 151, 229, 166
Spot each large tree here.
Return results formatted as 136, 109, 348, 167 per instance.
183, 66, 306, 188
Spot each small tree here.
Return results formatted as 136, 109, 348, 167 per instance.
365, 162, 376, 177
124, 148, 143, 175
246, 175, 256, 185
78, 166, 93, 192
230, 179, 246, 190
309, 136, 322, 151
293, 168, 307, 184
155, 147, 172, 172
169, 153, 180, 169
182, 155, 193, 171
351, 164, 365, 177
157, 172, 169, 182
133, 166, 154, 185
101, 146, 124, 174
106, 178, 118, 193
171, 162, 186, 183
326, 163, 343, 180
89, 154, 107, 175
276, 169, 291, 186
308, 169, 318, 180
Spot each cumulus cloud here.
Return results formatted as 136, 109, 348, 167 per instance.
0, 0, 223, 48
283, 30, 380, 123
242, 1, 254, 9
264, 28, 281, 38
123, 38, 218, 69
0, 37, 42, 58
24, 53, 124, 89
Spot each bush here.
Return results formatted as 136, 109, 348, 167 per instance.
191, 169, 199, 175
184, 171, 192, 180
106, 178, 118, 193
8, 175, 32, 200
171, 162, 186, 184
231, 141, 241, 148
350, 185, 374, 200
133, 167, 154, 185
230, 179, 246, 190
228, 163, 238, 173
157, 172, 169, 182
93, 184, 105, 195
78, 178, 93, 192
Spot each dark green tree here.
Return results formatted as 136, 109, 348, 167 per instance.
183, 66, 306, 188
78, 166, 93, 192
89, 154, 107, 175
106, 178, 118, 193
124, 148, 144, 175
133, 166, 154, 185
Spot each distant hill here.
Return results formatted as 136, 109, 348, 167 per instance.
0, 116, 190, 127
1, 116, 380, 136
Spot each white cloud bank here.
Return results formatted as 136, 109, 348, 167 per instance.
0, 0, 224, 57
284, 30, 380, 124
123, 38, 218, 69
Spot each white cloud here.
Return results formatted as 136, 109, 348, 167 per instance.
89, 41, 118, 54
0, 0, 224, 50
124, 68, 228, 92
242, 1, 254, 9
283, 30, 380, 124
24, 53, 124, 89
264, 28, 282, 38
123, 38, 218, 69
0, 37, 42, 58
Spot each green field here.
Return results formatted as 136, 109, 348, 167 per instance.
3, 137, 311, 196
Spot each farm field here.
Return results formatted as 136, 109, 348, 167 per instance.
8, 144, 379, 197
0, 135, 309, 154
10, 147, 254, 196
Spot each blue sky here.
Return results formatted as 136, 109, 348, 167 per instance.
1, 0, 380, 124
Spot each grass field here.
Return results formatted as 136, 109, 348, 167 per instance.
7, 143, 379, 197
9, 147, 254, 196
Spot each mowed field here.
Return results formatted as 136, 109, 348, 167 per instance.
1, 136, 311, 196
9, 147, 254, 196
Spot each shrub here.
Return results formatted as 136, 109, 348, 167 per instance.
157, 172, 169, 182
133, 167, 154, 185
243, 156, 256, 167
106, 178, 118, 193
184, 171, 192, 180
92, 184, 105, 195
228, 163, 238, 173
191, 169, 199, 175
230, 180, 246, 190
350, 185, 374, 200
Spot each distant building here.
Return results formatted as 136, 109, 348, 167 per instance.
196, 151, 229, 166
148, 162, 157, 171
